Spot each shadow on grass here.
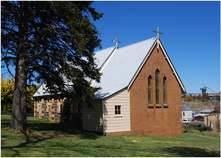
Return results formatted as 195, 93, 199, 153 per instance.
2, 115, 102, 140
1, 133, 55, 157
1, 116, 102, 157
27, 122, 102, 139
163, 146, 220, 157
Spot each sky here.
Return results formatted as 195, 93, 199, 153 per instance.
1, 1, 220, 94
90, 1, 220, 94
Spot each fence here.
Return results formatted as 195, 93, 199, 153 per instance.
1, 111, 34, 117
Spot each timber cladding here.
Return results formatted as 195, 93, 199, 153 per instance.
130, 45, 182, 136
82, 99, 103, 133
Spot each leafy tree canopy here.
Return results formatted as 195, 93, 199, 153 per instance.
2, 1, 103, 103
1, 1, 103, 130
1, 75, 15, 111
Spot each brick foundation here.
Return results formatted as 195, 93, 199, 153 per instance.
106, 131, 132, 136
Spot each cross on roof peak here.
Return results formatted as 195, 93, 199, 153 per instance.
112, 36, 121, 48
153, 26, 163, 39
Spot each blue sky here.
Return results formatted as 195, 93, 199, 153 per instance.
91, 1, 220, 94
1, 1, 220, 94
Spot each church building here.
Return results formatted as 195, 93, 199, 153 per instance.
33, 30, 186, 136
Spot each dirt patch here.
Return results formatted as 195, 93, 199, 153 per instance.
27, 129, 81, 138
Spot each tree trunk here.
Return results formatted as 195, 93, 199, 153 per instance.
10, 1, 28, 131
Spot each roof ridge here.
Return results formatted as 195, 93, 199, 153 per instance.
94, 46, 115, 53
116, 37, 157, 50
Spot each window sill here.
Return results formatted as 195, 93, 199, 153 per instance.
114, 115, 123, 118
148, 104, 154, 108
163, 104, 169, 108
155, 104, 162, 108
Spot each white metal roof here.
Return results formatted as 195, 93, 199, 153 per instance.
33, 46, 116, 97
93, 37, 157, 99
33, 83, 53, 97
200, 109, 214, 113
194, 114, 208, 117
33, 37, 186, 98
94, 46, 115, 69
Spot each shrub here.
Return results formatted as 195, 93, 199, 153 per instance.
182, 123, 211, 132
186, 95, 192, 101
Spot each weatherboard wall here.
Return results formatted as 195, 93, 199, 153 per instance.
82, 88, 131, 134
82, 99, 103, 133
104, 88, 131, 134
182, 110, 192, 119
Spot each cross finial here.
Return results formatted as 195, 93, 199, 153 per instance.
153, 26, 163, 38
112, 36, 121, 48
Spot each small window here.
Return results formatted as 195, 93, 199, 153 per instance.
115, 105, 121, 115
183, 112, 185, 116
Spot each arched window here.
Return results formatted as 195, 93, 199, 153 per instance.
155, 69, 160, 104
148, 75, 152, 104
163, 77, 167, 104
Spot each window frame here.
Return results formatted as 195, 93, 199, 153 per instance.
148, 75, 152, 105
163, 76, 167, 105
115, 105, 122, 116
155, 69, 160, 104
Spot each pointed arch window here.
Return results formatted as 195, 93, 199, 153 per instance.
148, 75, 152, 104
155, 69, 160, 104
163, 77, 167, 104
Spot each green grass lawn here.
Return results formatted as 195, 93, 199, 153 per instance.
1, 115, 220, 157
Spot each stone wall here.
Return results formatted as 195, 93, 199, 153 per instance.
34, 96, 82, 124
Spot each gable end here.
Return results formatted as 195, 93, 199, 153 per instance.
127, 38, 185, 93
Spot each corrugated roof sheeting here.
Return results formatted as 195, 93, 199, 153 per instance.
33, 46, 116, 97
93, 37, 157, 99
200, 109, 214, 113
33, 36, 186, 99
33, 83, 51, 97
94, 46, 115, 69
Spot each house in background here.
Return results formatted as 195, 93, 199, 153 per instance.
34, 34, 186, 136
193, 114, 208, 122
193, 109, 215, 122
192, 111, 199, 117
200, 109, 214, 115
182, 104, 192, 120
204, 114, 220, 132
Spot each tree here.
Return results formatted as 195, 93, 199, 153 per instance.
1, 75, 39, 113
186, 95, 192, 101
1, 1, 103, 131
197, 94, 202, 101
1, 75, 15, 112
